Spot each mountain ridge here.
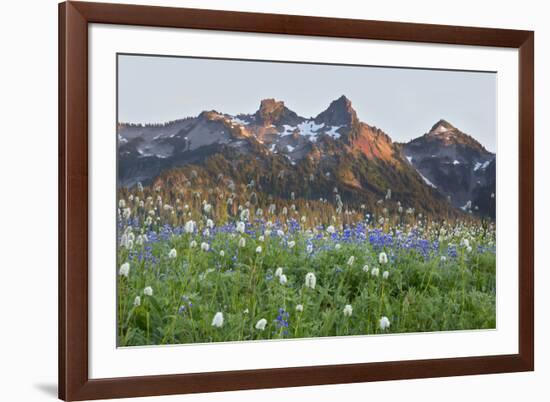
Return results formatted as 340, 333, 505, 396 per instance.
118, 96, 495, 219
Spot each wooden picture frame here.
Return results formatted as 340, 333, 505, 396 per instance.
59, 1, 534, 400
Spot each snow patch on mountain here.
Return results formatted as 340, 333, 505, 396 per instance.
461, 200, 472, 211
474, 160, 491, 171
280, 120, 342, 141
231, 117, 249, 126
418, 172, 437, 188
325, 125, 343, 138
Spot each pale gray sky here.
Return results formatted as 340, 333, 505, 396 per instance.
118, 54, 497, 152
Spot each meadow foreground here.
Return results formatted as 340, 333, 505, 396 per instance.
116, 187, 496, 346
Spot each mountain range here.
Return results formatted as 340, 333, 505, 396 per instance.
118, 96, 495, 219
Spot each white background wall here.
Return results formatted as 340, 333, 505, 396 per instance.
0, 0, 546, 401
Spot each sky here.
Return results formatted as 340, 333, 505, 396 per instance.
118, 54, 497, 152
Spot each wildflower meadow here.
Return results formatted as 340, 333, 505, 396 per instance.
116, 182, 496, 346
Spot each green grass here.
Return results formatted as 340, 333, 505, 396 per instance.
117, 228, 496, 346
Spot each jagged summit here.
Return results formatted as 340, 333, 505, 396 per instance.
418, 119, 489, 154
315, 95, 359, 127
429, 119, 456, 134
256, 98, 284, 118
253, 98, 303, 126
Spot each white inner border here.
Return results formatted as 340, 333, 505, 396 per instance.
89, 24, 519, 379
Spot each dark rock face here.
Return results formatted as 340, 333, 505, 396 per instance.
118, 98, 495, 219
314, 95, 358, 127
401, 120, 495, 218
471, 159, 496, 218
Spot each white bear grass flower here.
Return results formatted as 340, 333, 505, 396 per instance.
118, 262, 130, 277
168, 248, 177, 259
274, 267, 284, 278
143, 286, 153, 297
378, 252, 388, 265
236, 221, 245, 234
347, 256, 355, 266
211, 312, 224, 328
255, 318, 267, 331
240, 208, 250, 222
201, 242, 210, 252
123, 209, 134, 219
296, 304, 304, 312
305, 272, 316, 289
133, 296, 141, 307
136, 235, 144, 246
189, 240, 198, 248
184, 220, 196, 234
383, 271, 389, 280
379, 316, 391, 330
279, 274, 288, 285
343, 304, 353, 317
238, 237, 246, 248
256, 246, 262, 254
362, 265, 369, 273
371, 267, 380, 277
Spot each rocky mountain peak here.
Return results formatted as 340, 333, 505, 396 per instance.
315, 95, 359, 127
198, 110, 224, 121
402, 120, 495, 217
258, 98, 284, 114
254, 98, 302, 126
422, 119, 489, 154
429, 119, 456, 134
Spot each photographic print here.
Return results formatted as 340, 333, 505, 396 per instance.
116, 54, 496, 347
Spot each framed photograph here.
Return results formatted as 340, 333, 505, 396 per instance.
59, 1, 534, 400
